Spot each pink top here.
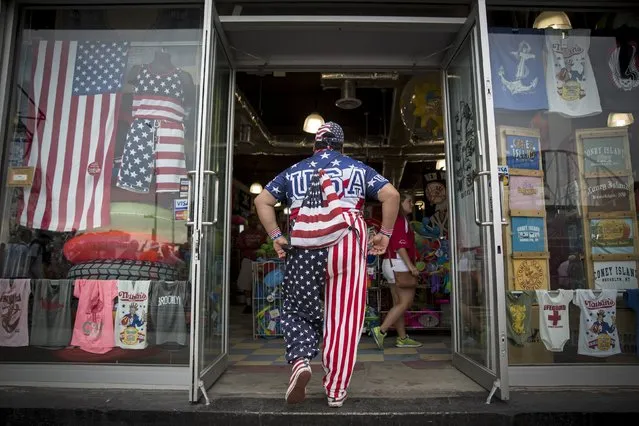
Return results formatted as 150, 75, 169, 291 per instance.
71, 280, 117, 354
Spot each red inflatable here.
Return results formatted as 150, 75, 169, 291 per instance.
63, 231, 183, 265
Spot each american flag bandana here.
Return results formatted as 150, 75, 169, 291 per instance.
315, 122, 344, 149
290, 169, 354, 249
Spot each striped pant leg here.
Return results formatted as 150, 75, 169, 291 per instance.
155, 120, 187, 193
322, 214, 368, 400
282, 247, 328, 364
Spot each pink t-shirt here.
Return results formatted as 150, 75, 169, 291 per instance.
71, 280, 117, 354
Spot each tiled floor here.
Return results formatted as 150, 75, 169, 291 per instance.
229, 305, 452, 366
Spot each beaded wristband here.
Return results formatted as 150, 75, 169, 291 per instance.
380, 226, 393, 238
269, 227, 283, 240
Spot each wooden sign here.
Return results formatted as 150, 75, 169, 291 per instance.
585, 176, 632, 213
512, 258, 549, 290
509, 176, 544, 212
593, 261, 638, 290
590, 218, 635, 255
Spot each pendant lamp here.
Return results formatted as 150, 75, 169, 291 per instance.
249, 182, 263, 194
533, 11, 572, 30
607, 113, 634, 128
303, 113, 325, 134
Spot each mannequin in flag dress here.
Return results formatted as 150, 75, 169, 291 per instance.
254, 122, 400, 407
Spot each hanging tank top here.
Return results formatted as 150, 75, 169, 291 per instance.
131, 66, 186, 122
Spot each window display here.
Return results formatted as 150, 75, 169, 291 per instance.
489, 8, 639, 365
0, 6, 203, 365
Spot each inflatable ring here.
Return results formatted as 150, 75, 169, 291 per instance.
63, 230, 183, 265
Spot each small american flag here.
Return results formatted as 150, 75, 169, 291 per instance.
19, 41, 129, 232
290, 170, 353, 249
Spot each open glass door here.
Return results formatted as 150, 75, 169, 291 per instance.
443, 0, 509, 402
189, 1, 235, 403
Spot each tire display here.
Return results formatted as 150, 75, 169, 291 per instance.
67, 259, 179, 281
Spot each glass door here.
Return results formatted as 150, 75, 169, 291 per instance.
443, 0, 509, 402
189, 1, 235, 403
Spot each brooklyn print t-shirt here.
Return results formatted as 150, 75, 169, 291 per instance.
574, 289, 621, 357
115, 281, 150, 349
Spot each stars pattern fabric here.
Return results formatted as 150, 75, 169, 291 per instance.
281, 247, 328, 363
73, 41, 129, 96
117, 66, 187, 193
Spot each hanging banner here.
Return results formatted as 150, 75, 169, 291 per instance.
593, 261, 638, 290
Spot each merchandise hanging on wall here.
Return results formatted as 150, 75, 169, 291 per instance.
535, 289, 573, 352
499, 126, 551, 291
575, 127, 639, 290
488, 28, 549, 111
545, 29, 602, 118
0, 279, 31, 347
574, 289, 621, 357
70, 280, 118, 354
150, 280, 189, 346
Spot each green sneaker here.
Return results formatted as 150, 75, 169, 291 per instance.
371, 326, 386, 350
396, 336, 423, 348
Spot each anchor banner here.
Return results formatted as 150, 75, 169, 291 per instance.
489, 29, 548, 111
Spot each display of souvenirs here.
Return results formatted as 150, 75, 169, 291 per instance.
506, 291, 534, 346
71, 280, 118, 354
545, 29, 602, 117
509, 176, 545, 212
30, 280, 73, 347
590, 218, 634, 255
593, 261, 638, 290
489, 29, 548, 111
115, 280, 150, 349
574, 289, 621, 357
511, 217, 546, 253
585, 177, 632, 213
581, 133, 629, 174
150, 280, 189, 346
0, 279, 31, 347
623, 289, 639, 356
536, 289, 574, 352
513, 258, 549, 290
504, 131, 542, 172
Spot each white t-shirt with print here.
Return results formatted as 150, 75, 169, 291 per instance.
115, 281, 150, 349
574, 289, 621, 357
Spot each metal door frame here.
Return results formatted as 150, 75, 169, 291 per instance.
441, 0, 509, 402
188, 0, 236, 402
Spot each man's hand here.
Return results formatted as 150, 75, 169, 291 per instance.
368, 233, 389, 256
273, 236, 289, 259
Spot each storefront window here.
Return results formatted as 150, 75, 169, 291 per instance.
0, 6, 203, 364
487, 8, 639, 364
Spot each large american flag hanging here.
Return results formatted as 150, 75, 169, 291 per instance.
19, 41, 129, 232
290, 170, 353, 249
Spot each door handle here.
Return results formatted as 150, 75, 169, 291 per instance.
472, 171, 492, 227
202, 170, 218, 227
185, 170, 197, 227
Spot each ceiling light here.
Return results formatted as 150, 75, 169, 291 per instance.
303, 113, 325, 134
249, 182, 263, 194
608, 113, 634, 128
533, 11, 572, 30
436, 159, 446, 170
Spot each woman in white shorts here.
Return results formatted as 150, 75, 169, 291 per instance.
371, 192, 422, 349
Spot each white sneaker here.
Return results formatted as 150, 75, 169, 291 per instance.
327, 394, 347, 408
285, 359, 312, 404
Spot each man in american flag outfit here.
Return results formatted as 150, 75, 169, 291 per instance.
254, 122, 399, 407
